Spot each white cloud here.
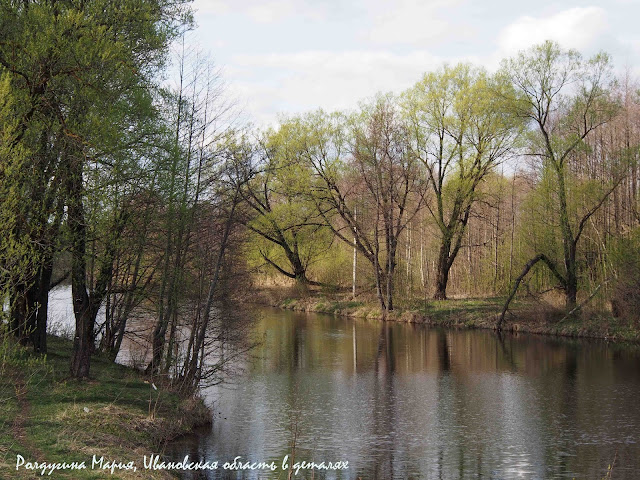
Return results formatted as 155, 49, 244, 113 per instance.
189, 1, 640, 127
498, 7, 609, 54
362, 0, 468, 46
191, 0, 231, 15
614, 36, 640, 77
192, 0, 328, 22
248, 0, 328, 23
226, 50, 445, 125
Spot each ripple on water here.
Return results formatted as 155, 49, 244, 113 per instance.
169, 308, 640, 480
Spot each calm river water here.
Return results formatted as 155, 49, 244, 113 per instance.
163, 307, 640, 479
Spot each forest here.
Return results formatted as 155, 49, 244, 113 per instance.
1, 0, 639, 395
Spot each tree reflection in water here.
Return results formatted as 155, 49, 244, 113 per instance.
168, 307, 640, 479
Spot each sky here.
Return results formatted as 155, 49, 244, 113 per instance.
189, 0, 640, 127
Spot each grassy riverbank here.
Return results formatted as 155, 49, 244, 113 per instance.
0, 335, 210, 479
259, 288, 640, 343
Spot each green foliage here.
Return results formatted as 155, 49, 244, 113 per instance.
311, 239, 352, 286
401, 63, 523, 299
242, 117, 336, 284
0, 0, 192, 372
499, 41, 621, 311
608, 228, 640, 325
403, 63, 522, 220
0, 73, 40, 321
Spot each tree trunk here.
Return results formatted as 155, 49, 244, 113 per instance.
9, 283, 27, 341
386, 269, 394, 312
373, 256, 386, 313
180, 190, 240, 395
33, 260, 53, 354
565, 246, 578, 312
69, 183, 94, 379
555, 162, 578, 313
291, 250, 311, 293
9, 258, 53, 353
68, 157, 120, 379
433, 238, 451, 300
70, 302, 94, 379
386, 237, 397, 311
498, 253, 567, 330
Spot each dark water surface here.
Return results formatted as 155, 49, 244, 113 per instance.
168, 307, 640, 479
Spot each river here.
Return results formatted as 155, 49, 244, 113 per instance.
162, 307, 640, 479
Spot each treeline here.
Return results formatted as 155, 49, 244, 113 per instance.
1, 0, 638, 393
0, 0, 251, 392
239, 42, 639, 325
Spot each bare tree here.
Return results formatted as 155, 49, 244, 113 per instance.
303, 97, 426, 313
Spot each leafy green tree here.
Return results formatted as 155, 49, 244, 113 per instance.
0, 0, 190, 376
239, 124, 332, 287
499, 41, 624, 324
0, 73, 42, 339
403, 64, 522, 299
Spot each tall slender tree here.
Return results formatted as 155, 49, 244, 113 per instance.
499, 41, 624, 325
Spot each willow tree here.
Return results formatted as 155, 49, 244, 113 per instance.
498, 41, 623, 325
0, 74, 45, 345
0, 4, 71, 353
403, 64, 522, 299
236, 124, 332, 288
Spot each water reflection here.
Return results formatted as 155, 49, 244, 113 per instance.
169, 308, 640, 479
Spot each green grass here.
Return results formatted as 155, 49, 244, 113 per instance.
308, 299, 364, 314
274, 291, 640, 343
413, 297, 505, 323
0, 335, 209, 479
549, 312, 640, 342
281, 298, 295, 307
